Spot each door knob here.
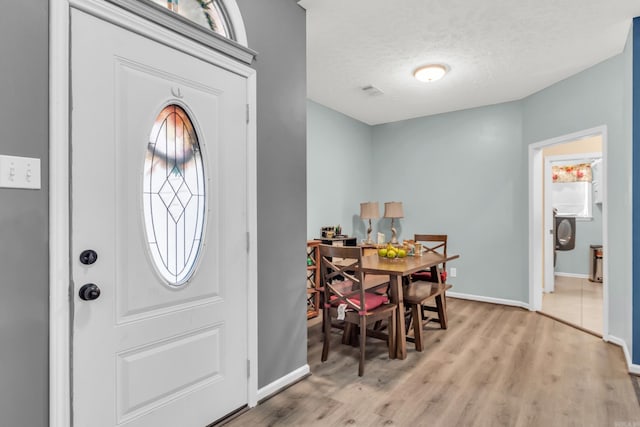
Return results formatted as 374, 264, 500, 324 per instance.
79, 249, 98, 265
79, 283, 101, 301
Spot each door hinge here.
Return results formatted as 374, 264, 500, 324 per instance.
247, 359, 251, 377
246, 231, 250, 252
246, 104, 250, 124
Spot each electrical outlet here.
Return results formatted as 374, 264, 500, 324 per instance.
450, 267, 457, 278
0, 155, 41, 189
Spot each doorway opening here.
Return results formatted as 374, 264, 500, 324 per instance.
528, 126, 608, 338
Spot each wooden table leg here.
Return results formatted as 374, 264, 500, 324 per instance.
389, 274, 406, 359
436, 263, 448, 329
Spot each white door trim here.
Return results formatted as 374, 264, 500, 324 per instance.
49, 1, 71, 425
49, 1, 258, 426
528, 125, 609, 339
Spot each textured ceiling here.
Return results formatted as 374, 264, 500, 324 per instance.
298, 0, 640, 125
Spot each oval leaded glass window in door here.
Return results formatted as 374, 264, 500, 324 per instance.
143, 104, 206, 286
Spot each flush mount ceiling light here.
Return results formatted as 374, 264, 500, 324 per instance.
413, 64, 448, 82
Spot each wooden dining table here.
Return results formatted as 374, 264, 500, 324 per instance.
361, 252, 460, 360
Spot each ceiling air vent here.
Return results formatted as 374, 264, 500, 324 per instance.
361, 85, 384, 96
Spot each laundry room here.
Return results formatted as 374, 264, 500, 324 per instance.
540, 135, 603, 334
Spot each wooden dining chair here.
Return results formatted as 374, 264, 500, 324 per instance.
319, 244, 396, 376
404, 281, 452, 351
412, 234, 448, 283
404, 234, 452, 351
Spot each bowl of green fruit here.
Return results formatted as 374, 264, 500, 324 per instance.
377, 244, 407, 260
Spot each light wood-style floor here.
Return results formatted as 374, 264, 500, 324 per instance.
226, 298, 640, 427
542, 275, 603, 335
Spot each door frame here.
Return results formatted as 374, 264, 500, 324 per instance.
528, 125, 609, 338
50, 1, 258, 425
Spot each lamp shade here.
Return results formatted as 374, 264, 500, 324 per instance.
360, 202, 379, 219
383, 201, 404, 219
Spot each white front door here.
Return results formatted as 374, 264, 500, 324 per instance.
71, 9, 249, 426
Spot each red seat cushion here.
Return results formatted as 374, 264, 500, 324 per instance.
331, 292, 389, 312
412, 270, 447, 282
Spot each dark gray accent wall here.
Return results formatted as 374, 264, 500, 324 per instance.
234, 0, 308, 388
0, 1, 49, 426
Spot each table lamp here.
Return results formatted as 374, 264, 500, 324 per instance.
360, 202, 379, 244
383, 201, 404, 244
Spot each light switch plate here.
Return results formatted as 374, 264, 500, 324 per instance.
0, 155, 41, 189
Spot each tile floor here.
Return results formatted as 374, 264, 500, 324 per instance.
541, 275, 603, 335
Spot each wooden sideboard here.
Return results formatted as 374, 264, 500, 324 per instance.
306, 240, 321, 319
316, 235, 357, 246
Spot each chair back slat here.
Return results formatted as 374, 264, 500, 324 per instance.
414, 234, 448, 268
319, 244, 366, 312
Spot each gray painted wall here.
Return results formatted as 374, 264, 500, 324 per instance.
0, 1, 49, 426
372, 102, 527, 302
235, 0, 308, 388
307, 100, 374, 241
523, 31, 634, 350
305, 102, 531, 301
306, 102, 604, 278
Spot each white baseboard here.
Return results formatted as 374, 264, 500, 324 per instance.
606, 335, 640, 374
256, 364, 310, 403
554, 272, 590, 279
447, 291, 530, 310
